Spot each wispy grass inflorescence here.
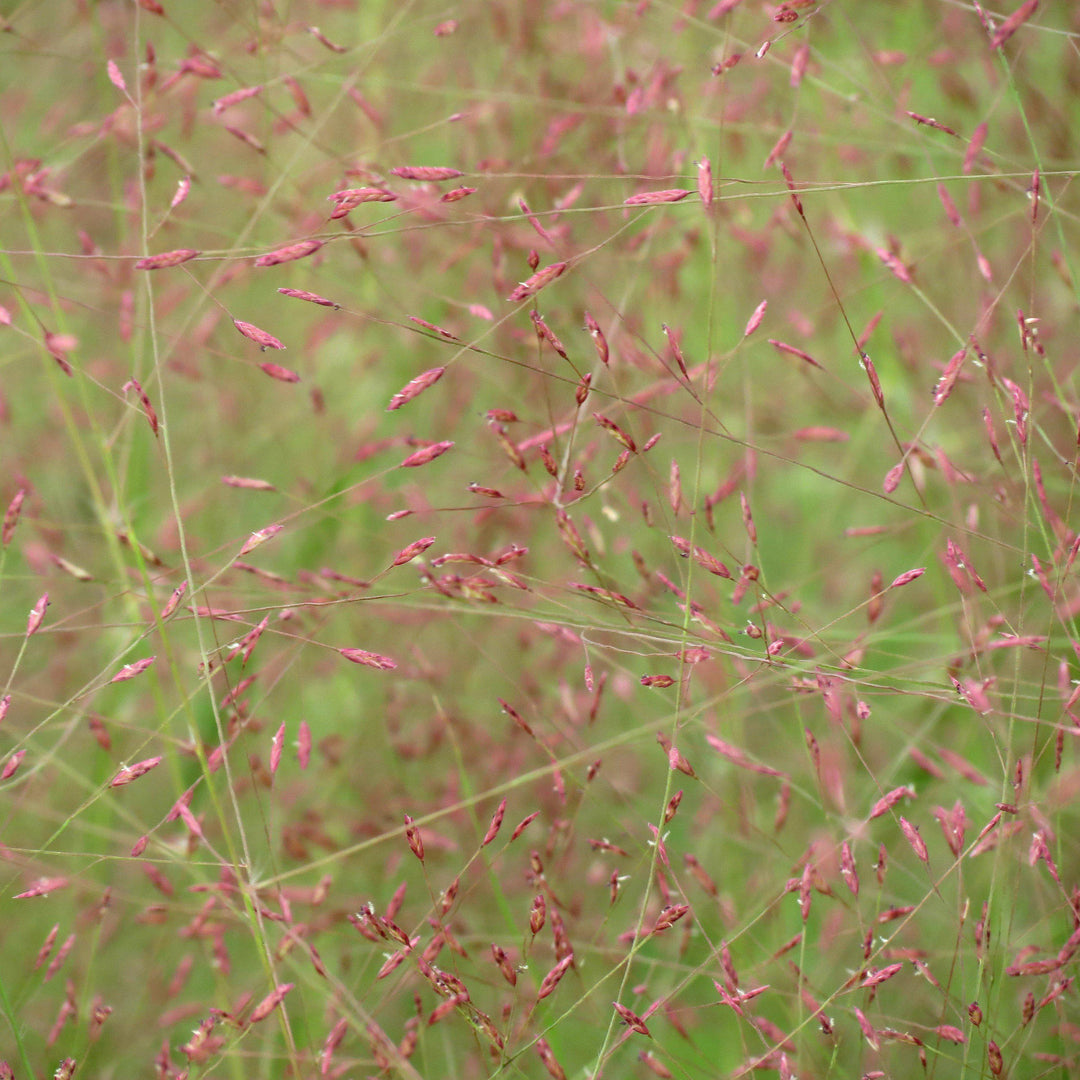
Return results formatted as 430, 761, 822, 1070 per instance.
1, 2, 1078, 1079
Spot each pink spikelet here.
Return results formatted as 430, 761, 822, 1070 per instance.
234, 319, 285, 351
964, 122, 988, 174
107, 59, 128, 93
248, 983, 294, 1025
991, 0, 1038, 49
870, 785, 915, 819
390, 166, 463, 181
938, 183, 962, 225
624, 189, 690, 205
889, 567, 925, 589
698, 155, 714, 209
519, 198, 556, 246
45, 331, 77, 375
906, 112, 957, 136
933, 347, 966, 406
392, 537, 436, 566
340, 648, 397, 670
111, 656, 156, 683
240, 523, 283, 555
400, 441, 453, 467
222, 475, 275, 491
122, 377, 159, 435
320, 1017, 348, 1075
297, 720, 311, 769
26, 592, 48, 636
272, 725, 285, 777
168, 176, 190, 211
212, 85, 263, 114
329, 187, 397, 215
883, 461, 904, 493
877, 247, 914, 284
584, 312, 609, 364
482, 798, 507, 846
259, 361, 300, 382
111, 755, 163, 787
780, 161, 803, 216
744, 300, 767, 337
15, 877, 69, 899
278, 287, 339, 309
763, 130, 792, 168
769, 339, 821, 368
404, 814, 424, 861
135, 249, 200, 270
160, 582, 186, 620
308, 25, 346, 52
537, 954, 574, 1000
3, 488, 26, 546
441, 186, 476, 202
255, 239, 322, 266
899, 816, 929, 864
508, 261, 567, 302
2, 749, 26, 780
408, 316, 457, 339
861, 963, 903, 989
